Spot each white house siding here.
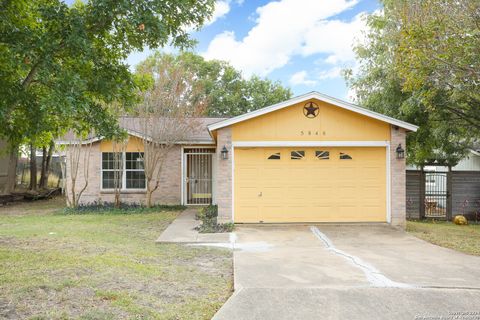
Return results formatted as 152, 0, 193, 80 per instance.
453, 153, 480, 171
406, 151, 480, 172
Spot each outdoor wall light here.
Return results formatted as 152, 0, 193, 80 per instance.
221, 146, 229, 160
396, 144, 405, 159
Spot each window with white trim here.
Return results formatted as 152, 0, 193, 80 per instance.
102, 152, 145, 189
125, 152, 146, 189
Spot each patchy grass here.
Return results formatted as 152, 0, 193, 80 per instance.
0, 198, 233, 319
407, 220, 480, 256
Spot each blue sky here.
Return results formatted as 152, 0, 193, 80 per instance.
70, 0, 381, 101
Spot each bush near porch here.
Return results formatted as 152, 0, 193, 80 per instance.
0, 198, 233, 319
195, 205, 234, 233
407, 220, 480, 256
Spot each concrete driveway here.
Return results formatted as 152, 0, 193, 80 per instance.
213, 224, 480, 320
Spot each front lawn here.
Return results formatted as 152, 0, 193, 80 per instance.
407, 220, 480, 256
0, 198, 233, 319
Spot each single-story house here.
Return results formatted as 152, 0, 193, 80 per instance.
59, 92, 418, 228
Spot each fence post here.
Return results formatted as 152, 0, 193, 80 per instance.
446, 166, 453, 221
419, 166, 425, 219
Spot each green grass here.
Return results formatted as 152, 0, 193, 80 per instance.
407, 220, 480, 256
0, 198, 233, 319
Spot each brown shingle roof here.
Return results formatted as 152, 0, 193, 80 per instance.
57, 117, 228, 144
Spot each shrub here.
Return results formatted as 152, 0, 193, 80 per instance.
204, 205, 218, 218
195, 205, 217, 220
62, 201, 186, 215
195, 205, 234, 233
197, 222, 234, 233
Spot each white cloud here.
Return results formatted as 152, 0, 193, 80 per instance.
290, 71, 317, 86
317, 67, 343, 80
290, 67, 344, 87
301, 13, 366, 64
184, 1, 230, 32
203, 0, 366, 77
206, 1, 231, 26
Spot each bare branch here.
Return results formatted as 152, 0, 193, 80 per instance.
135, 57, 207, 207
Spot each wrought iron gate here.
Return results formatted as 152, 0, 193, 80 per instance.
424, 172, 448, 218
184, 148, 214, 205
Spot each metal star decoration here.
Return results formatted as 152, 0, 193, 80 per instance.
303, 102, 319, 118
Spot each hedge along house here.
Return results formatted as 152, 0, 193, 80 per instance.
60, 92, 417, 228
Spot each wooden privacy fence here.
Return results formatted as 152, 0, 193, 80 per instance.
16, 157, 64, 189
407, 170, 480, 221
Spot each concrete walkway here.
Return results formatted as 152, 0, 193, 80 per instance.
156, 208, 231, 243
213, 224, 480, 320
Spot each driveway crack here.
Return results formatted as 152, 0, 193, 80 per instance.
310, 226, 414, 288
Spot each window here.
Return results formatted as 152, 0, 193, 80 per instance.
291, 150, 305, 160
268, 152, 281, 160
125, 152, 146, 189
102, 152, 145, 189
315, 150, 329, 160
340, 152, 352, 160
102, 153, 123, 189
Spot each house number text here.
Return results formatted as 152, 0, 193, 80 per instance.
300, 130, 319, 136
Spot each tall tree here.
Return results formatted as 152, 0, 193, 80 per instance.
39, 141, 54, 189
29, 144, 37, 190
135, 58, 207, 207
66, 139, 92, 207
137, 52, 293, 117
1, 0, 214, 191
394, 0, 480, 130
345, 0, 477, 166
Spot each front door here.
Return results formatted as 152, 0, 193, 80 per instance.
184, 148, 214, 205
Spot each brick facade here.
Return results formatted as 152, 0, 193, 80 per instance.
215, 127, 233, 223
65, 143, 182, 206
64, 122, 409, 228
390, 126, 407, 228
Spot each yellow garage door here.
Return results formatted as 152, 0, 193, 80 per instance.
234, 147, 386, 223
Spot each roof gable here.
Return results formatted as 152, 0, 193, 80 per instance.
207, 91, 418, 132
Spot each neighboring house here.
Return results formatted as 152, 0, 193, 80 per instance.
453, 149, 480, 171
407, 149, 480, 172
0, 139, 17, 195
59, 92, 418, 228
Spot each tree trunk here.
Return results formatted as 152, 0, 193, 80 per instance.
40, 142, 54, 189
0, 142, 18, 194
6, 148, 18, 193
71, 178, 76, 207
29, 144, 37, 191
39, 146, 47, 189
147, 189, 153, 208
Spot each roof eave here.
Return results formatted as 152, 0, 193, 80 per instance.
469, 149, 480, 157
207, 91, 419, 133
